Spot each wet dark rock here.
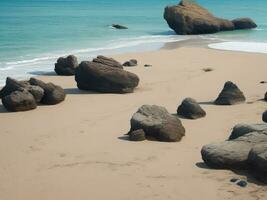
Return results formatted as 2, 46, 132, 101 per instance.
54, 55, 78, 76
214, 81, 246, 105
75, 61, 139, 93
129, 105, 185, 142
232, 18, 257, 30
177, 98, 206, 119
92, 55, 123, 69
112, 24, 128, 29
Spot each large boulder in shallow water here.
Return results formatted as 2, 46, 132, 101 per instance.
201, 131, 267, 169
29, 78, 65, 105
129, 105, 185, 142
2, 89, 37, 112
214, 81, 246, 105
75, 61, 139, 93
232, 18, 257, 30
93, 55, 123, 69
54, 55, 78, 76
177, 98, 206, 119
164, 0, 256, 35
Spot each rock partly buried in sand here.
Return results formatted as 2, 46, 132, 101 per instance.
177, 98, 206, 119
248, 143, 267, 181
232, 18, 257, 30
54, 55, 78, 76
123, 59, 138, 67
264, 91, 267, 101
0, 77, 44, 103
112, 24, 128, 29
93, 55, 123, 69
29, 78, 65, 105
201, 131, 267, 169
262, 110, 267, 123
214, 81, 246, 105
129, 129, 146, 141
229, 123, 267, 140
75, 61, 139, 93
164, 0, 256, 35
2, 89, 37, 112
129, 105, 185, 142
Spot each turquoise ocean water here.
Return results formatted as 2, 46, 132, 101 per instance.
0, 0, 267, 84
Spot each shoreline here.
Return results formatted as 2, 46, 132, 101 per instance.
1, 46, 267, 200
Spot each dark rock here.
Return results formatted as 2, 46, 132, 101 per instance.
2, 89, 37, 112
129, 129, 146, 141
25, 85, 44, 103
123, 59, 138, 67
164, 1, 256, 35
230, 178, 239, 183
29, 78, 65, 105
144, 64, 152, 67
236, 180, 248, 188
75, 61, 139, 93
54, 55, 78, 76
214, 81, 246, 105
260, 81, 267, 84
229, 124, 267, 140
112, 24, 128, 29
0, 77, 26, 98
232, 18, 257, 30
263, 111, 267, 123
264, 92, 267, 101
130, 105, 185, 142
93, 55, 123, 69
201, 131, 267, 169
177, 98, 206, 119
248, 144, 267, 181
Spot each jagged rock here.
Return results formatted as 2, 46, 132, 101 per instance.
229, 123, 267, 140
54, 55, 78, 76
123, 59, 138, 67
75, 61, 139, 93
232, 18, 257, 30
129, 129, 146, 141
164, 0, 256, 35
29, 78, 65, 105
177, 98, 206, 119
129, 105, 185, 142
92, 55, 123, 69
214, 81, 246, 105
2, 89, 37, 112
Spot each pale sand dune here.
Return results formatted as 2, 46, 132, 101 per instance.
0, 47, 267, 200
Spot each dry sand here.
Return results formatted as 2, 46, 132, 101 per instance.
0, 46, 267, 200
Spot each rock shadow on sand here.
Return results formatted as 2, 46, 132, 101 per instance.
64, 88, 101, 95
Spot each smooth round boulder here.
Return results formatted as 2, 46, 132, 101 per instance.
129, 129, 146, 141
214, 81, 246, 105
54, 55, 78, 76
229, 123, 267, 140
25, 85, 44, 103
75, 61, 139, 93
123, 59, 138, 67
232, 18, 257, 30
177, 98, 206, 119
0, 77, 26, 98
2, 89, 37, 112
129, 105, 185, 142
262, 110, 267, 123
92, 55, 123, 69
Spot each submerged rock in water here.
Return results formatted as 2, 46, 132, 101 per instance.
177, 98, 206, 119
93, 55, 123, 69
54, 55, 78, 76
164, 0, 256, 35
214, 81, 246, 105
129, 105, 185, 142
75, 61, 139, 93
112, 24, 128, 29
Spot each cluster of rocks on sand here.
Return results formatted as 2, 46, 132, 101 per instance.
164, 0, 257, 35
0, 77, 65, 111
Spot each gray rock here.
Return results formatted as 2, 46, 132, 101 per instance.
214, 81, 246, 105
130, 105, 185, 142
25, 85, 44, 103
54, 55, 78, 76
177, 98, 206, 119
229, 123, 267, 140
129, 129, 146, 141
92, 55, 123, 69
75, 61, 139, 93
2, 89, 37, 112
123, 59, 138, 67
201, 132, 267, 169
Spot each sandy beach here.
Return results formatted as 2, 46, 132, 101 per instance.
0, 46, 267, 200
